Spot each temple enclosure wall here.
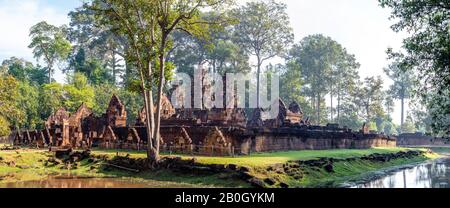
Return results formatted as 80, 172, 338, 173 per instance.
247, 131, 396, 153
396, 133, 450, 146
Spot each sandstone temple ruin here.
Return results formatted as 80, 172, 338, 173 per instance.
11, 91, 396, 156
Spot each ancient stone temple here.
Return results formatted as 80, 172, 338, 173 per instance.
136, 95, 176, 126
106, 94, 127, 127
45, 107, 71, 147
68, 103, 92, 147
264, 99, 304, 128
12, 77, 396, 155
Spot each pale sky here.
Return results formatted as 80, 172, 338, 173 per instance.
0, 0, 408, 125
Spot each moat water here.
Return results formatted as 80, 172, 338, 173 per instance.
0, 176, 200, 188
0, 177, 156, 188
354, 157, 450, 188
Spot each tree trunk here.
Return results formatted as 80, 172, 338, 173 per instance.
311, 95, 315, 123
401, 96, 404, 131
139, 66, 154, 160
144, 59, 156, 161
366, 100, 370, 122
152, 39, 167, 162
256, 56, 261, 108
48, 64, 53, 83
112, 49, 117, 85
330, 89, 333, 122
125, 62, 131, 86
337, 92, 341, 125
317, 92, 321, 125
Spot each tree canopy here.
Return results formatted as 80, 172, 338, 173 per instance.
380, 0, 450, 135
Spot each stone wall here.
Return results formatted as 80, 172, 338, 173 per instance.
238, 129, 396, 154
88, 126, 396, 156
397, 133, 450, 146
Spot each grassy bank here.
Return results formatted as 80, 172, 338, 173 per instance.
0, 148, 248, 188
91, 147, 417, 166
0, 146, 439, 188
263, 151, 438, 187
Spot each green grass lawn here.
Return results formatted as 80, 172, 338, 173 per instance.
0, 148, 248, 187
287, 153, 437, 187
188, 147, 418, 167
91, 147, 416, 168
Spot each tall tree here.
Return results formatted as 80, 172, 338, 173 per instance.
355, 76, 385, 122
28, 21, 72, 83
379, 0, 450, 135
384, 61, 415, 130
90, 0, 160, 162
232, 0, 294, 107
153, 0, 232, 162
68, 5, 127, 85
279, 61, 305, 105
288, 34, 343, 124
332, 49, 360, 124
69, 48, 114, 85
170, 12, 251, 77
91, 0, 231, 163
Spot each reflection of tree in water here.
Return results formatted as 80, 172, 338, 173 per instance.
413, 165, 431, 188
355, 158, 450, 188
365, 179, 386, 188
387, 175, 396, 188
428, 160, 448, 188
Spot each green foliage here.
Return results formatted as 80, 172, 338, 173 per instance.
280, 61, 303, 103
0, 75, 20, 136
384, 61, 416, 128
367, 122, 377, 131
63, 72, 95, 112
0, 116, 10, 137
338, 112, 364, 131
69, 48, 115, 85
40, 82, 65, 119
118, 89, 144, 125
232, 0, 293, 107
289, 34, 353, 124
39, 73, 95, 116
384, 62, 415, 100
423, 89, 450, 136
380, 0, 450, 135
232, 0, 294, 62
28, 21, 72, 82
383, 120, 398, 135
16, 81, 41, 129
68, 5, 126, 85
1, 57, 48, 85
409, 101, 433, 133
354, 76, 385, 122
0, 59, 46, 129
171, 12, 251, 76
401, 121, 417, 134
92, 83, 118, 116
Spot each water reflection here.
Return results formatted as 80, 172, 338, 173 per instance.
355, 158, 450, 188
0, 177, 197, 188
0, 178, 152, 188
